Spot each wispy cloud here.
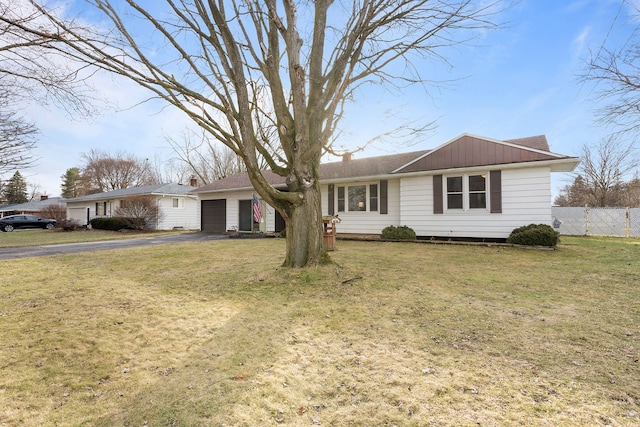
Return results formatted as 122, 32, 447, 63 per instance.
573, 26, 591, 56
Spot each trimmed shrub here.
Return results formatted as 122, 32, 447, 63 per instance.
381, 225, 417, 241
90, 217, 135, 231
507, 223, 559, 247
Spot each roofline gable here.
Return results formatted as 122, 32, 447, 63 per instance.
393, 133, 567, 174
393, 133, 574, 174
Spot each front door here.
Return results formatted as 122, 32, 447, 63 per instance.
275, 209, 285, 233
238, 199, 252, 232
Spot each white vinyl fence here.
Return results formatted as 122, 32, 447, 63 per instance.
551, 206, 640, 237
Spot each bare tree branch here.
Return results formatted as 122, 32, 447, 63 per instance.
3, 0, 502, 266
0, 92, 38, 174
81, 149, 157, 192
567, 136, 640, 207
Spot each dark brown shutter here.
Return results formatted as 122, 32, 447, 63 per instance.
380, 180, 388, 214
433, 175, 443, 214
328, 184, 335, 215
490, 170, 502, 213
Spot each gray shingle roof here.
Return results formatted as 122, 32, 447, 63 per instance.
191, 134, 569, 194
65, 183, 196, 202
506, 135, 550, 151
192, 150, 430, 193
0, 197, 65, 213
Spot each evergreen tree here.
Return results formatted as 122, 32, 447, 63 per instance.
3, 171, 28, 203
60, 167, 84, 198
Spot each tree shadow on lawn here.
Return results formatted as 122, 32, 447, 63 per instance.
3, 239, 638, 426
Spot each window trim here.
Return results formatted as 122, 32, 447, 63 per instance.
369, 183, 378, 212
468, 174, 487, 210
336, 182, 382, 213
348, 185, 367, 211
443, 172, 489, 212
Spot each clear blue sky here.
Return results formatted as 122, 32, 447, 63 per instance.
19, 0, 638, 198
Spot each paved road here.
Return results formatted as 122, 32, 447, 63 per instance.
0, 232, 228, 260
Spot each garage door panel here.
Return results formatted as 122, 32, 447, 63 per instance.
201, 199, 226, 233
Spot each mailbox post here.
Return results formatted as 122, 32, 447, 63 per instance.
322, 215, 340, 251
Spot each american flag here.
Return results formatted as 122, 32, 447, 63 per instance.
253, 194, 262, 223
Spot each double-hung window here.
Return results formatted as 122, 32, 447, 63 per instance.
369, 184, 378, 212
468, 174, 486, 209
445, 174, 487, 211
337, 187, 345, 212
446, 177, 463, 210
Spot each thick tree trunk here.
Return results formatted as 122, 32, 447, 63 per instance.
283, 180, 325, 267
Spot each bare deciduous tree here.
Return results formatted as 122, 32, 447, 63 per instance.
556, 137, 639, 207
580, 137, 638, 207
0, 1, 101, 176
81, 149, 157, 193
4, 0, 500, 266
0, 1, 97, 115
583, 1, 640, 138
0, 92, 38, 174
165, 128, 246, 185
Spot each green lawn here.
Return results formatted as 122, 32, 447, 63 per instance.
0, 236, 638, 426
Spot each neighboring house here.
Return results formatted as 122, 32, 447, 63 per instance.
65, 183, 199, 230
0, 196, 66, 218
192, 134, 580, 240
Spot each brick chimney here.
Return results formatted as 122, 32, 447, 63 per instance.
189, 176, 198, 187
40, 195, 48, 201
342, 153, 352, 162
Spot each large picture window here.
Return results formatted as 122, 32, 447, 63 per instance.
337, 183, 381, 212
348, 185, 366, 211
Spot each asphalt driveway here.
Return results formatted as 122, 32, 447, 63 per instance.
0, 232, 228, 260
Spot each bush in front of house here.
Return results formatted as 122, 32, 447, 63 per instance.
507, 224, 559, 247
39, 203, 68, 225
114, 195, 162, 230
90, 217, 135, 231
58, 219, 82, 231
381, 225, 417, 241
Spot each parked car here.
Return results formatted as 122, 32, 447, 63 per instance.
0, 215, 57, 232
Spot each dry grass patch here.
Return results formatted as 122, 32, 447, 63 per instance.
0, 237, 639, 426
0, 229, 181, 248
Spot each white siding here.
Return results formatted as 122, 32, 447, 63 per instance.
196, 166, 553, 239
321, 180, 401, 234
66, 196, 200, 230
156, 196, 200, 230
400, 167, 552, 239
198, 191, 276, 233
